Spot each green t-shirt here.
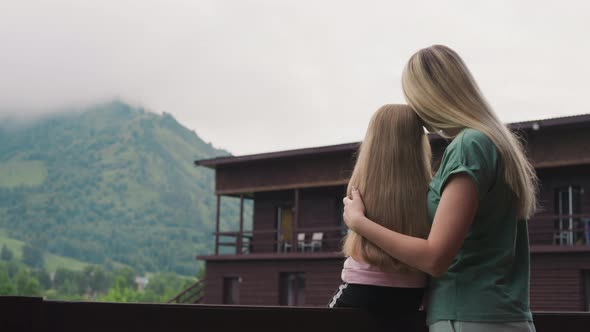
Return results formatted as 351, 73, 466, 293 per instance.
426, 128, 533, 325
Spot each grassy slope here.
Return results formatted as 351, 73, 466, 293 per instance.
0, 160, 47, 187
0, 229, 88, 272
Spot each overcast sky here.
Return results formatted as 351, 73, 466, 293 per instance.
1, 1, 589, 155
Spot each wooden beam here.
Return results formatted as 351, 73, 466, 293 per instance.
292, 189, 300, 253
215, 179, 348, 195
215, 195, 221, 255
533, 159, 590, 169
238, 194, 244, 255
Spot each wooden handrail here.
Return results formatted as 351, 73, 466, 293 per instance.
215, 227, 347, 237
168, 279, 204, 304
0, 297, 588, 332
530, 214, 590, 220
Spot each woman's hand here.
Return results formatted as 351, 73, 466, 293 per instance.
342, 187, 366, 231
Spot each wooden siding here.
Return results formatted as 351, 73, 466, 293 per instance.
526, 126, 590, 168
530, 165, 590, 245
215, 151, 355, 195
203, 257, 344, 306
202, 251, 590, 311
530, 252, 590, 311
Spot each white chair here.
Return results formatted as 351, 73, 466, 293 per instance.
284, 233, 305, 252
309, 232, 323, 252
296, 233, 306, 252
553, 231, 569, 245
553, 217, 570, 245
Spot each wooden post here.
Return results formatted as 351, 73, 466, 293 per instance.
215, 195, 220, 255
293, 189, 300, 252
238, 194, 244, 254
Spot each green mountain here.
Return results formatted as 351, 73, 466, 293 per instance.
0, 101, 241, 275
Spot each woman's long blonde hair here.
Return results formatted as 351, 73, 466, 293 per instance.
402, 45, 538, 219
342, 104, 432, 272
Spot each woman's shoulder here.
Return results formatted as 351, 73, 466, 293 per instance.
441, 128, 498, 174
446, 128, 496, 158
455, 128, 494, 148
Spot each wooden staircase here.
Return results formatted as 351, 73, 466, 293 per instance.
168, 279, 204, 304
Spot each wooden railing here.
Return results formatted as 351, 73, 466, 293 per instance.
214, 226, 347, 255
1, 296, 589, 332
167, 279, 204, 304
529, 214, 590, 246
212, 213, 590, 256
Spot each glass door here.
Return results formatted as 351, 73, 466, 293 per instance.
276, 206, 293, 252
555, 186, 582, 245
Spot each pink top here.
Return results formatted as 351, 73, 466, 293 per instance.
341, 257, 427, 288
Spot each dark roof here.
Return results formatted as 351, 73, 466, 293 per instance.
195, 142, 360, 168
196, 113, 590, 169
508, 113, 590, 130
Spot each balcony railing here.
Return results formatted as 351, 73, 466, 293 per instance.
1, 296, 589, 332
529, 214, 590, 247
211, 213, 590, 256
214, 226, 347, 256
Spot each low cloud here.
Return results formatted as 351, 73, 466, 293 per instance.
1, 1, 589, 154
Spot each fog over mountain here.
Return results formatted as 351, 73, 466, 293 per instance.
1, 1, 589, 155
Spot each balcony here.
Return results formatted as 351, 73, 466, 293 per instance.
2, 296, 588, 332
210, 213, 590, 258
214, 226, 346, 256
529, 214, 590, 252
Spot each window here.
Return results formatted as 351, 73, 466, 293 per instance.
222, 277, 240, 304
279, 272, 305, 306
554, 186, 582, 245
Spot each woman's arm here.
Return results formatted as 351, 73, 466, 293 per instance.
343, 174, 478, 277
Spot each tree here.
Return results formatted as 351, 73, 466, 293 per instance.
15, 271, 41, 296
98, 276, 140, 302
0, 245, 13, 261
82, 265, 111, 295
113, 267, 136, 290
31, 269, 52, 289
90, 266, 111, 294
0, 272, 15, 295
22, 244, 44, 268
142, 272, 196, 302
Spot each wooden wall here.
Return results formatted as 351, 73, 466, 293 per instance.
530, 252, 590, 311
526, 126, 590, 168
530, 165, 590, 245
203, 258, 344, 306
202, 252, 590, 311
215, 151, 355, 195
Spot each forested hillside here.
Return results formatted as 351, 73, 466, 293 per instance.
0, 101, 242, 275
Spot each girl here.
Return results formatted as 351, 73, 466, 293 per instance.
329, 104, 432, 330
343, 45, 537, 332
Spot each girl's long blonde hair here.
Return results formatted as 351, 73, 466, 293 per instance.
402, 45, 538, 219
342, 104, 432, 272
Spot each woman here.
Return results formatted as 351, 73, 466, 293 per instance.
343, 45, 538, 332
329, 104, 432, 330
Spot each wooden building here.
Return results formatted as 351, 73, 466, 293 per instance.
195, 114, 590, 311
